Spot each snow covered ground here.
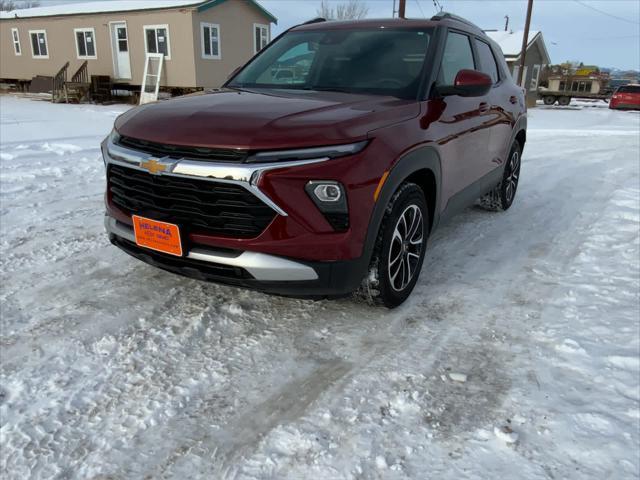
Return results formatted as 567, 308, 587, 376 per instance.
1, 95, 638, 479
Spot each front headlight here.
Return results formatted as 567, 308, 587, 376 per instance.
108, 128, 121, 145
245, 140, 369, 163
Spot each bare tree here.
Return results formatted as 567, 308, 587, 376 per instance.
0, 0, 16, 12
316, 0, 333, 19
316, 0, 369, 20
0, 0, 39, 11
336, 0, 368, 20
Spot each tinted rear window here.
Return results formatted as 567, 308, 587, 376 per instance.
476, 40, 499, 83
617, 85, 640, 94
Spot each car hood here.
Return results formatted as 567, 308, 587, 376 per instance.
115, 89, 420, 151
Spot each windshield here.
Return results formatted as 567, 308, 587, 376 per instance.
228, 28, 432, 99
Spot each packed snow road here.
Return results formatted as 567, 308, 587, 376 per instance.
1, 96, 638, 479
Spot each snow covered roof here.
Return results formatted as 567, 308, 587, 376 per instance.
0, 0, 199, 19
0, 0, 277, 23
485, 30, 550, 63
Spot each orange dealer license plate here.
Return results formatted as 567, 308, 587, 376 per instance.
132, 215, 183, 257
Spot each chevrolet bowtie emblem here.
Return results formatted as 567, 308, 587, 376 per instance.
140, 158, 168, 175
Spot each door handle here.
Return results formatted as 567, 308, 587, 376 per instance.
479, 102, 490, 113
509, 96, 518, 104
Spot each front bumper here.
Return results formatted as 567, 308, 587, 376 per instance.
610, 102, 640, 110
105, 215, 366, 297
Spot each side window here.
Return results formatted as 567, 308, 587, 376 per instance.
438, 32, 475, 85
74, 28, 97, 59
11, 28, 21, 56
201, 22, 221, 59
476, 40, 499, 83
144, 25, 170, 59
29, 30, 48, 58
254, 24, 269, 54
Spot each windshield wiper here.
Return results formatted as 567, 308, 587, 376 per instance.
305, 86, 355, 94
225, 85, 252, 93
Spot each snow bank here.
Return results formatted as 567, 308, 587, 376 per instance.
1, 95, 638, 479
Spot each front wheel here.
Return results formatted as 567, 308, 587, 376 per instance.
478, 140, 522, 211
364, 183, 429, 308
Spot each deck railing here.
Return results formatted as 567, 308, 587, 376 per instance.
52, 62, 69, 102
71, 61, 88, 84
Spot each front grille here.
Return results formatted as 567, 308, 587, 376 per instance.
108, 165, 276, 238
116, 135, 248, 163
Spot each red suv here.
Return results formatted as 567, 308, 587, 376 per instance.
610, 84, 640, 110
103, 13, 526, 307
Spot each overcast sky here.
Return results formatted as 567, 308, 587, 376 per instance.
36, 0, 640, 70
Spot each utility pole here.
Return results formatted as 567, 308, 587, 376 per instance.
398, 0, 406, 19
517, 0, 533, 86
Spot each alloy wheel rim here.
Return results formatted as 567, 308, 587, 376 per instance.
504, 150, 520, 204
388, 204, 424, 292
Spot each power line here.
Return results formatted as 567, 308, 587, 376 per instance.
414, 0, 426, 18
573, 0, 640, 25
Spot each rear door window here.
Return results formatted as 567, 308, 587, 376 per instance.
475, 40, 499, 83
438, 31, 475, 85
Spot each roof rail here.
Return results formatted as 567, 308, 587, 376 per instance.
302, 17, 326, 25
431, 12, 478, 28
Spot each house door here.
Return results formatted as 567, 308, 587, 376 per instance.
110, 22, 131, 79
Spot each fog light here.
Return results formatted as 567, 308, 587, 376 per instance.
305, 181, 349, 231
313, 183, 342, 202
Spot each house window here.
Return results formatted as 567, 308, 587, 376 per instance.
11, 28, 21, 55
74, 28, 96, 59
201, 22, 221, 59
518, 66, 528, 88
529, 64, 540, 91
29, 30, 48, 58
254, 23, 269, 53
144, 25, 170, 59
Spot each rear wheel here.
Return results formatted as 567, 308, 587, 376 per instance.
363, 183, 428, 308
543, 95, 557, 105
478, 140, 522, 211
558, 96, 571, 106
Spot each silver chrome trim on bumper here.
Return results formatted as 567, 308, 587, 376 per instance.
105, 216, 319, 282
104, 136, 329, 217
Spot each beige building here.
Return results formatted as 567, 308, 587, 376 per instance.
485, 29, 550, 106
0, 0, 277, 90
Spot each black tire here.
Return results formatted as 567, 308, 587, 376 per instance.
543, 95, 557, 105
363, 183, 429, 308
478, 140, 522, 212
558, 96, 571, 106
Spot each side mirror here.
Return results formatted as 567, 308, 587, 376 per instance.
437, 69, 493, 97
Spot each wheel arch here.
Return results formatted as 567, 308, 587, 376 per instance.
361, 146, 442, 268
508, 115, 527, 158
515, 129, 526, 150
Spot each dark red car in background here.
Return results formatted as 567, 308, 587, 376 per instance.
610, 84, 640, 110
103, 13, 527, 307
